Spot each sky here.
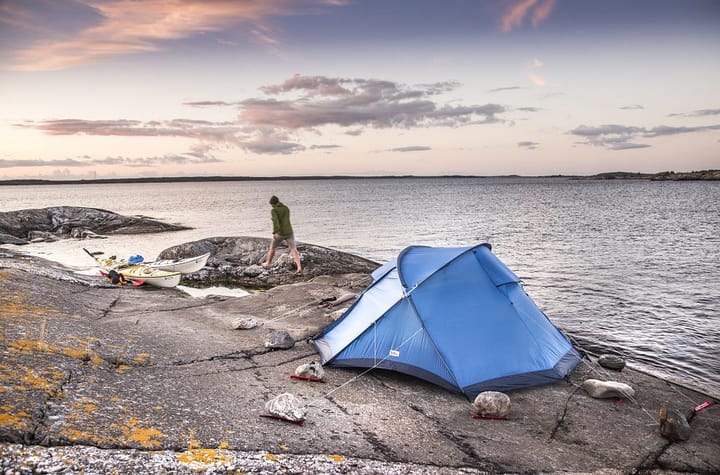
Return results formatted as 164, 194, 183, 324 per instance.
1, 0, 719, 180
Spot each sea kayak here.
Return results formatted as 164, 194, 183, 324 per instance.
84, 248, 181, 288
109, 264, 181, 288
147, 252, 210, 274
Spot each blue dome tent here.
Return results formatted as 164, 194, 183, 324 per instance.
312, 244, 581, 400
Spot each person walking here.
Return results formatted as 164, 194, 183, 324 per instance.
261, 195, 303, 275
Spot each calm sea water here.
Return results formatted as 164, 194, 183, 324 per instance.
1, 177, 719, 398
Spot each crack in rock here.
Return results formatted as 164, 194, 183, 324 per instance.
549, 386, 581, 440
407, 403, 496, 470
30, 368, 74, 446
326, 396, 398, 462
97, 296, 120, 321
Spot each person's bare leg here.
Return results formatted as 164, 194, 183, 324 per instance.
262, 247, 276, 268
291, 248, 302, 274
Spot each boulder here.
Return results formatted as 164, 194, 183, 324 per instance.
472, 391, 511, 418
28, 231, 60, 242
582, 379, 635, 399
0, 206, 189, 243
264, 330, 295, 349
659, 406, 691, 442
70, 227, 107, 239
157, 236, 379, 288
598, 354, 626, 371
0, 233, 27, 245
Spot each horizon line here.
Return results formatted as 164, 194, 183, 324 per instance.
0, 169, 717, 186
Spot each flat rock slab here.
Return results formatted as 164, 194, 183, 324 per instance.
1, 253, 718, 474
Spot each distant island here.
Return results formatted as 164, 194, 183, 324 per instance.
575, 169, 720, 181
0, 169, 718, 186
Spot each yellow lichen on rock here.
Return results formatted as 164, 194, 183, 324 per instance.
0, 292, 59, 319
2, 365, 66, 400
177, 447, 233, 466
176, 433, 233, 466
8, 339, 105, 367
121, 417, 165, 448
132, 353, 151, 365
0, 408, 32, 431
21, 370, 55, 393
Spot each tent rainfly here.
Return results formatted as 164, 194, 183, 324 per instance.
312, 244, 582, 400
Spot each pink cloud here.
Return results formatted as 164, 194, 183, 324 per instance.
531, 0, 556, 27
6, 0, 347, 71
500, 0, 556, 32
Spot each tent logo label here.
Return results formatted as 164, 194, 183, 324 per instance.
389, 350, 400, 357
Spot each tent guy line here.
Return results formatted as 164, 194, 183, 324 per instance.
304, 326, 426, 410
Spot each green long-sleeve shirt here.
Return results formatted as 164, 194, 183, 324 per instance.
271, 202, 293, 236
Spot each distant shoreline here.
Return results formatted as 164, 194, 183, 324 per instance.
0, 169, 717, 186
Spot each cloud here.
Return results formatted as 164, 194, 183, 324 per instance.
4, 0, 347, 71
0, 158, 89, 168
15, 74, 512, 158
309, 144, 341, 150
239, 126, 305, 155
518, 141, 539, 150
16, 118, 241, 143
385, 146, 432, 153
184, 101, 238, 107
620, 105, 645, 110
668, 108, 720, 117
569, 123, 720, 150
528, 58, 546, 86
0, 151, 221, 169
489, 86, 523, 93
241, 75, 506, 129
500, 0, 556, 32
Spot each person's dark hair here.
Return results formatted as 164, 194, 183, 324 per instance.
269, 195, 279, 205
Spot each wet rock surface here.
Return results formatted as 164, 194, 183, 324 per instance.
0, 206, 190, 245
0, 249, 718, 474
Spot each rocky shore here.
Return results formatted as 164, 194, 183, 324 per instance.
1, 245, 718, 474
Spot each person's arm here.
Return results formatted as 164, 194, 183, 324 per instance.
271, 208, 280, 235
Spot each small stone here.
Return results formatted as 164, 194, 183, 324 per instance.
264, 330, 295, 349
582, 379, 635, 399
231, 317, 259, 330
598, 354, 626, 371
472, 391, 511, 418
659, 406, 691, 442
265, 393, 306, 422
294, 361, 324, 380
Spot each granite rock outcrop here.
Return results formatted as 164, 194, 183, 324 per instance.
157, 236, 380, 288
0, 206, 190, 245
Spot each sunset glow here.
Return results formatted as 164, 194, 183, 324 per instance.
1, 0, 718, 180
